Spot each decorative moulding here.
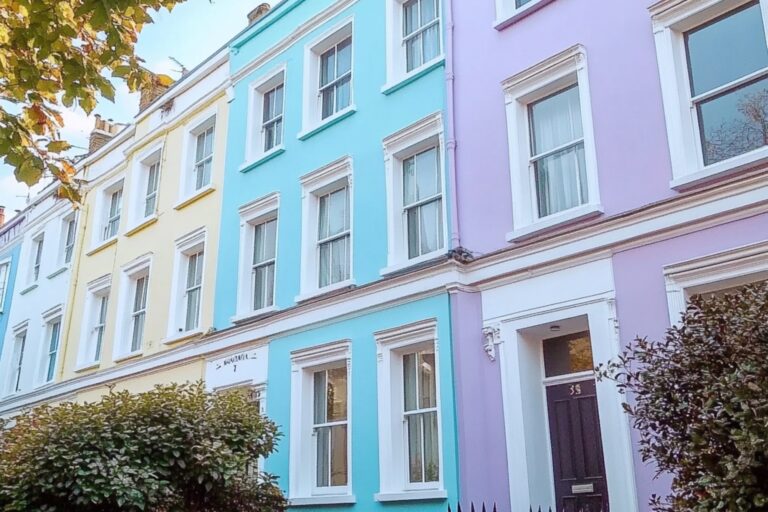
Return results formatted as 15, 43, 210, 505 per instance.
481, 324, 502, 361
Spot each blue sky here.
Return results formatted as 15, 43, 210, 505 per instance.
0, 0, 273, 219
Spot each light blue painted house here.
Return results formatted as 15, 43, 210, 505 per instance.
0, 213, 25, 366
213, 0, 457, 509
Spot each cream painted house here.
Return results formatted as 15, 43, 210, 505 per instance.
57, 49, 230, 382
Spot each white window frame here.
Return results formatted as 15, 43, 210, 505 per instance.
28, 232, 44, 284
166, 228, 206, 341
235, 193, 280, 322
128, 142, 164, 230
374, 318, 447, 502
651, 0, 768, 188
39, 305, 63, 385
494, 0, 557, 28
244, 66, 287, 167
0, 257, 10, 312
6, 322, 28, 395
384, 0, 444, 90
114, 254, 152, 360
382, 113, 448, 274
77, 274, 111, 369
58, 212, 77, 267
664, 239, 768, 324
178, 107, 217, 205
92, 175, 125, 248
300, 20, 355, 137
289, 340, 355, 506
503, 44, 602, 241
297, 157, 354, 301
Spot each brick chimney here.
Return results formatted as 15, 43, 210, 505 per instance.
88, 115, 123, 154
139, 74, 173, 113
247, 3, 271, 25
0, 206, 5, 228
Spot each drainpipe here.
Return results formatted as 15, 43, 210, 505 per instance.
445, 0, 461, 250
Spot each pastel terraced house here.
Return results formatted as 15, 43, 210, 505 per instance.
0, 209, 25, 390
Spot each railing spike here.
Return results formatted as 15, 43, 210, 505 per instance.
470, 503, 476, 512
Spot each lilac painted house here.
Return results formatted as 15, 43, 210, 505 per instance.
444, 0, 768, 510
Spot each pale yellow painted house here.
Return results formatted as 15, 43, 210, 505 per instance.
58, 49, 230, 391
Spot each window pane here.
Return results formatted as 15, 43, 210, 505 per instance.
253, 263, 275, 310
406, 35, 422, 72
204, 128, 214, 156
686, 2, 768, 97
418, 199, 443, 256
322, 87, 335, 120
698, 76, 768, 165
404, 148, 440, 205
131, 313, 145, 352
419, 350, 437, 409
195, 132, 206, 161
330, 236, 349, 284
319, 188, 348, 239
407, 414, 424, 482
320, 49, 336, 87
423, 411, 440, 482
404, 0, 419, 36
185, 288, 200, 331
534, 142, 587, 218
313, 371, 327, 424
530, 85, 584, 156
516, 0, 534, 7
274, 85, 284, 116
319, 242, 331, 288
543, 331, 595, 378
316, 426, 330, 487
421, 0, 438, 24
330, 424, 348, 486
407, 207, 421, 260
327, 366, 347, 422
335, 76, 351, 112
403, 352, 418, 412
422, 24, 440, 64
336, 38, 352, 76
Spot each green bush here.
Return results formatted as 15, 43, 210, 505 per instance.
600, 282, 768, 511
0, 382, 287, 512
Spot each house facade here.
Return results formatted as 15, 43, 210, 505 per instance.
0, 212, 25, 375
209, 0, 458, 509
0, 188, 78, 400
449, 0, 768, 510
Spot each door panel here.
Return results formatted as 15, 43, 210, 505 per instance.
546, 379, 609, 512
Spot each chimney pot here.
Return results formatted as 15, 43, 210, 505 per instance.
139, 73, 174, 113
248, 3, 271, 25
88, 117, 124, 154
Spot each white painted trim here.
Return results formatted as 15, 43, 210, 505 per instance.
288, 339, 353, 501
244, 64, 287, 166
664, 239, 768, 324
113, 254, 153, 361
77, 275, 112, 368
381, 112, 448, 268
126, 140, 164, 231
650, 0, 768, 186
238, 193, 281, 318
90, 173, 125, 251
177, 104, 218, 204
494, 0, 556, 29
166, 227, 207, 338
503, 44, 602, 237
375, 319, 445, 497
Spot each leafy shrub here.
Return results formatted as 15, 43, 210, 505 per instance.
600, 282, 768, 511
0, 382, 287, 512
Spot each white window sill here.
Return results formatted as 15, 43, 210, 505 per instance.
239, 146, 286, 173
295, 279, 356, 303
162, 329, 203, 345
506, 203, 603, 242
19, 283, 38, 295
174, 184, 216, 211
289, 494, 356, 507
46, 266, 69, 280
494, 0, 556, 29
380, 249, 447, 276
382, 57, 445, 96
375, 489, 447, 502
74, 362, 101, 373
86, 236, 118, 257
113, 350, 143, 364
670, 148, 768, 190
298, 106, 357, 141
231, 305, 278, 324
125, 214, 159, 237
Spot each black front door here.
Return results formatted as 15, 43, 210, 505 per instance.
546, 379, 609, 512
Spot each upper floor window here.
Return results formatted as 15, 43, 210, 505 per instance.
652, 0, 768, 186
116, 255, 151, 359
302, 22, 354, 135
0, 259, 9, 312
403, 0, 440, 72
43, 318, 61, 383
382, 113, 447, 272
128, 144, 162, 230
403, 147, 443, 259
503, 45, 601, 240
313, 367, 349, 490
194, 125, 214, 191
144, 161, 161, 217
9, 329, 26, 394
236, 193, 279, 320
403, 348, 440, 485
103, 186, 123, 241
61, 214, 77, 265
245, 68, 286, 166
494, 0, 555, 27
168, 228, 205, 339
78, 275, 110, 367
130, 275, 149, 353
299, 158, 353, 299
179, 112, 216, 203
30, 234, 44, 283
